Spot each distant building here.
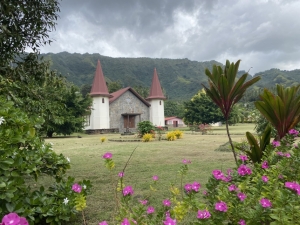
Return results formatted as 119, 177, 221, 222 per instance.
84, 60, 166, 133
165, 117, 187, 128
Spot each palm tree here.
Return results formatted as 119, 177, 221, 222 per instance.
202, 60, 260, 165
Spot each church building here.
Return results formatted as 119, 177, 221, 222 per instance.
84, 60, 166, 133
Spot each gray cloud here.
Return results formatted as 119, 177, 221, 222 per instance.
40, 0, 300, 74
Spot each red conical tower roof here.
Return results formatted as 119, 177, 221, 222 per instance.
146, 68, 166, 100
90, 60, 112, 97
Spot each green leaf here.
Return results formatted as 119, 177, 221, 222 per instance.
6, 202, 15, 212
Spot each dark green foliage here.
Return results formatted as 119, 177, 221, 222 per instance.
0, 1, 92, 223
0, 98, 91, 224
108, 80, 123, 93
0, 0, 59, 62
183, 91, 224, 125
42, 52, 223, 100
0, 54, 91, 137
244, 126, 271, 163
137, 121, 155, 137
164, 100, 185, 118
203, 59, 260, 165
255, 85, 300, 139
132, 85, 149, 98
43, 84, 92, 137
41, 52, 300, 102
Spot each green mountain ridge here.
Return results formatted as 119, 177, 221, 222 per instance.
41, 52, 300, 100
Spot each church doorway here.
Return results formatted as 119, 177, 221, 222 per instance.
122, 113, 141, 130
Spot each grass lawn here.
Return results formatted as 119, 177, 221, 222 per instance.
42, 123, 255, 224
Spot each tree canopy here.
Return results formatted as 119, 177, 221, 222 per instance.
183, 90, 224, 125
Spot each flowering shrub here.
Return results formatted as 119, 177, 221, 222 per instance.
137, 121, 155, 137
0, 98, 91, 224
101, 129, 300, 224
173, 130, 183, 139
100, 137, 106, 143
142, 133, 153, 142
166, 132, 177, 141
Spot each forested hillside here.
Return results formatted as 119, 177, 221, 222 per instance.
41, 52, 300, 100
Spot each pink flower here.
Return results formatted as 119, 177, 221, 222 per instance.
152, 175, 159, 181
261, 161, 269, 169
238, 219, 246, 225
99, 221, 108, 225
285, 182, 296, 189
163, 217, 176, 225
121, 218, 130, 225
289, 129, 299, 136
260, 198, 272, 208
139, 199, 148, 205
262, 176, 268, 182
203, 190, 208, 195
192, 182, 201, 192
272, 140, 280, 147
163, 199, 171, 207
1, 213, 28, 225
2, 213, 20, 225
118, 172, 124, 177
276, 151, 284, 156
215, 201, 228, 212
212, 170, 225, 180
237, 165, 252, 176
182, 159, 191, 164
197, 209, 211, 219
147, 206, 155, 214
237, 192, 247, 201
184, 183, 192, 193
240, 155, 248, 162
122, 186, 134, 196
284, 153, 291, 158
228, 184, 237, 191
72, 183, 82, 193
278, 174, 283, 179
102, 152, 112, 159
221, 175, 232, 182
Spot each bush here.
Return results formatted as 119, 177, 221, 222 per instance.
100, 130, 300, 224
0, 98, 91, 224
166, 132, 177, 141
137, 121, 155, 137
142, 133, 153, 142
173, 130, 183, 139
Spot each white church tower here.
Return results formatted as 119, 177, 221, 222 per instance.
146, 68, 166, 126
86, 60, 112, 130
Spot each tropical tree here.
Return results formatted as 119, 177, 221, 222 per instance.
255, 85, 300, 139
43, 84, 92, 137
0, 0, 59, 62
202, 60, 261, 165
164, 100, 185, 118
183, 90, 224, 125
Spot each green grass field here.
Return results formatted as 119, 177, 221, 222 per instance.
43, 123, 255, 224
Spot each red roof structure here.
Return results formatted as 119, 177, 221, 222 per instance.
146, 68, 166, 100
109, 87, 151, 106
90, 60, 112, 97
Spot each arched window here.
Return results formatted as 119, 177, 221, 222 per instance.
159, 100, 161, 105
102, 98, 104, 103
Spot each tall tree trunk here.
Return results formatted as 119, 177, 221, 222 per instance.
225, 120, 238, 165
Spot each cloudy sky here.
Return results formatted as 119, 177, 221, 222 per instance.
40, 0, 300, 74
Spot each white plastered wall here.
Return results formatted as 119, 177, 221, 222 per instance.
88, 96, 110, 129
149, 99, 165, 126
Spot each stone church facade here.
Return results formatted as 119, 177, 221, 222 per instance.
84, 60, 165, 133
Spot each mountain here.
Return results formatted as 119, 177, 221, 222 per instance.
41, 52, 300, 100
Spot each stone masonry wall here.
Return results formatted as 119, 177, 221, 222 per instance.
109, 90, 150, 133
